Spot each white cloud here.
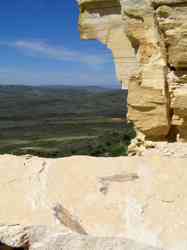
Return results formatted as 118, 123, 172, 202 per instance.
0, 67, 118, 87
2, 40, 110, 66
0, 40, 118, 86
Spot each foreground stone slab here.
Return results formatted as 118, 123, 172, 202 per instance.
0, 155, 187, 249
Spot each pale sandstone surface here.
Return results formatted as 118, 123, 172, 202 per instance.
0, 155, 187, 249
77, 0, 187, 140
29, 232, 161, 250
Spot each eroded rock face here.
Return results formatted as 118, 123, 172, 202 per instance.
0, 155, 187, 249
77, 0, 187, 141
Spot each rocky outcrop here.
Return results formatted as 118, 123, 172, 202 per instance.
77, 0, 187, 141
0, 155, 187, 249
0, 225, 161, 250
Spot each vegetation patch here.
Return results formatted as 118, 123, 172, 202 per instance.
0, 85, 134, 157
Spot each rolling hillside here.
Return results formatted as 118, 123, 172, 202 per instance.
0, 85, 132, 157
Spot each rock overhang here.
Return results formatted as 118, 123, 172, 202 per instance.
77, 0, 187, 141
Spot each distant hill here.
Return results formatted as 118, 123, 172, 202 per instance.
0, 84, 120, 92
0, 85, 127, 121
0, 85, 129, 157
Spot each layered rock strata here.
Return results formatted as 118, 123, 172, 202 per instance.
77, 0, 187, 141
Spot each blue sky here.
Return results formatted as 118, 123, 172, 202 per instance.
0, 0, 118, 86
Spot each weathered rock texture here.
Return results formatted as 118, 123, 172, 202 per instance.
77, 0, 187, 141
0, 225, 161, 250
1, 155, 187, 249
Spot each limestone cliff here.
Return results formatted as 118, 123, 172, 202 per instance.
77, 0, 187, 141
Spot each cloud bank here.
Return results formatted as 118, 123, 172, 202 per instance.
0, 67, 118, 87
0, 39, 118, 86
1, 40, 110, 66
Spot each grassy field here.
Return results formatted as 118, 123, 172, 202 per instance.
0, 85, 134, 157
